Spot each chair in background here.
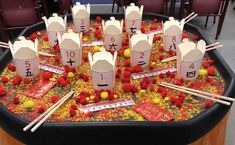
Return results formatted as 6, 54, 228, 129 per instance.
179, 0, 229, 39
0, 0, 41, 42
112, 0, 137, 13
58, 0, 72, 15
136, 0, 168, 14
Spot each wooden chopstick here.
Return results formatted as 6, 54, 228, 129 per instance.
161, 42, 223, 63
30, 91, 75, 132
23, 91, 74, 132
0, 41, 8, 46
184, 12, 195, 21
185, 14, 198, 24
0, 43, 55, 57
162, 82, 234, 102
159, 83, 231, 106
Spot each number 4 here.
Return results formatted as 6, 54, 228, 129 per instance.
189, 63, 194, 69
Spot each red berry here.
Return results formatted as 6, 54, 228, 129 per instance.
207, 67, 216, 76
60, 80, 68, 87
1, 76, 9, 83
166, 71, 170, 76
94, 95, 100, 103
7, 64, 16, 71
205, 101, 213, 108
178, 92, 185, 100
12, 78, 21, 86
157, 87, 164, 93
133, 65, 142, 73
161, 91, 167, 98
31, 32, 38, 40
159, 45, 164, 51
123, 71, 131, 78
153, 18, 158, 23
124, 60, 131, 67
94, 29, 102, 36
122, 83, 133, 92
44, 35, 48, 41
170, 72, 176, 78
132, 86, 139, 93
159, 73, 164, 79
96, 16, 102, 22
149, 66, 154, 70
175, 99, 182, 107
203, 62, 209, 68
86, 112, 93, 117
140, 81, 148, 89
83, 75, 89, 82
170, 96, 176, 103
38, 105, 46, 113
115, 73, 121, 79
151, 78, 157, 84
53, 44, 60, 53
141, 27, 145, 33
23, 78, 30, 84
159, 54, 164, 60
42, 72, 53, 80
206, 77, 213, 83
149, 85, 155, 92
208, 59, 214, 65
13, 97, 20, 104
182, 33, 188, 39
71, 104, 78, 110
51, 96, 60, 104
74, 97, 80, 104
79, 97, 87, 105
69, 109, 76, 116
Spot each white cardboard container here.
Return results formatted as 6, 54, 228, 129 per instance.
88, 48, 117, 90
163, 17, 184, 52
72, 2, 90, 33
177, 39, 206, 80
42, 13, 67, 46
130, 31, 153, 68
8, 36, 40, 78
125, 3, 143, 34
58, 29, 82, 67
102, 17, 123, 51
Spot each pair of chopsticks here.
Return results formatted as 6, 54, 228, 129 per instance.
159, 82, 234, 106
161, 42, 223, 63
183, 12, 198, 24
23, 91, 75, 132
0, 41, 55, 57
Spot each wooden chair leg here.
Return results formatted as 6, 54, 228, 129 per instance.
112, 0, 115, 13
205, 16, 209, 27
179, 0, 185, 19
215, 0, 229, 39
117, 5, 120, 13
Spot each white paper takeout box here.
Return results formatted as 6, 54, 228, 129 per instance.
177, 39, 206, 80
163, 17, 185, 52
130, 31, 153, 68
42, 13, 67, 46
125, 3, 143, 34
88, 48, 117, 90
57, 29, 82, 67
8, 36, 39, 78
102, 17, 123, 51
72, 2, 90, 33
